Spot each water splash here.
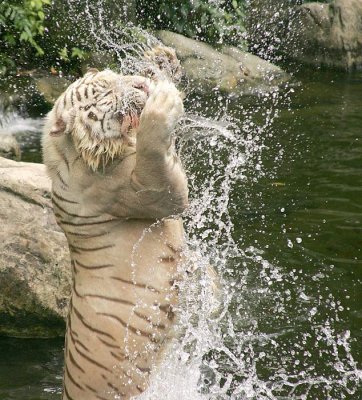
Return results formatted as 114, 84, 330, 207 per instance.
61, 3, 361, 398
0, 111, 43, 136
0, 100, 43, 161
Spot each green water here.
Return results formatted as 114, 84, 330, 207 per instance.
228, 69, 362, 397
0, 69, 361, 398
237, 68, 362, 337
0, 338, 63, 399
244, 69, 362, 348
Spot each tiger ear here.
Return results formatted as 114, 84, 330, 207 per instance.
49, 118, 66, 136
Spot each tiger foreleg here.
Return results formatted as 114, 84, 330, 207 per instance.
131, 81, 188, 218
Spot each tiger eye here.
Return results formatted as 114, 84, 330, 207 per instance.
88, 111, 98, 121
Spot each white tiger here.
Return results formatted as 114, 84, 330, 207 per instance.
42, 67, 189, 399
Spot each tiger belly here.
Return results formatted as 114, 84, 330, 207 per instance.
61, 220, 183, 400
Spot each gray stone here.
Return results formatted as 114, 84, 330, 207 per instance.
221, 46, 292, 91
0, 157, 71, 337
290, 0, 362, 70
157, 30, 291, 96
246, 0, 362, 71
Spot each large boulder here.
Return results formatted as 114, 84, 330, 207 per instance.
34, 30, 292, 99
157, 30, 291, 96
246, 0, 362, 71
0, 157, 71, 337
290, 0, 362, 70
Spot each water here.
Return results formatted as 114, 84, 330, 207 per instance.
172, 68, 362, 399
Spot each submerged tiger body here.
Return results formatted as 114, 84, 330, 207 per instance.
42, 69, 188, 399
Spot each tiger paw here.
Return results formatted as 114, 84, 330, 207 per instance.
139, 81, 184, 136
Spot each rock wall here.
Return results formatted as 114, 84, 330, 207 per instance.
0, 157, 70, 337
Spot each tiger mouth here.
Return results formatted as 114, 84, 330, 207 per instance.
118, 108, 143, 135
120, 82, 151, 135
121, 113, 141, 135
118, 83, 151, 136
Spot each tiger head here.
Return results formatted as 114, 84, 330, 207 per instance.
48, 69, 154, 171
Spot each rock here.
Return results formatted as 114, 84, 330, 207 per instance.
221, 46, 292, 91
289, 0, 362, 70
0, 135, 21, 161
246, 0, 362, 71
0, 157, 71, 337
157, 30, 291, 96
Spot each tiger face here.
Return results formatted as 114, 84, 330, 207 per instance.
49, 69, 154, 170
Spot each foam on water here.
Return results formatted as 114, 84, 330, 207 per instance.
62, 2, 361, 398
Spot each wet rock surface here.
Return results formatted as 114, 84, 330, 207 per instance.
157, 30, 291, 96
0, 157, 70, 337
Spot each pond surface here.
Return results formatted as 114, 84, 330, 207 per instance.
0, 68, 361, 399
